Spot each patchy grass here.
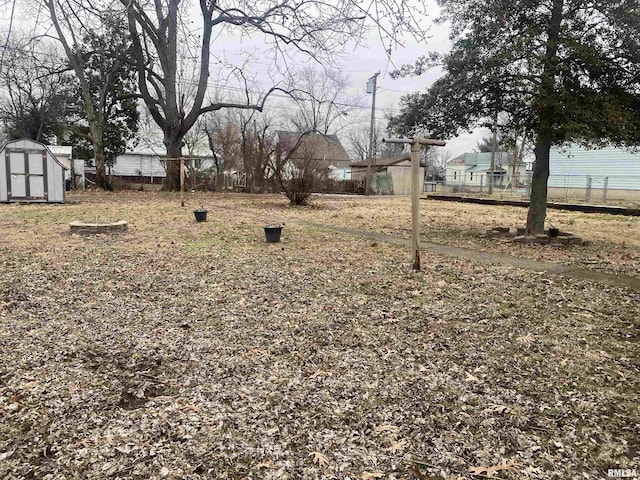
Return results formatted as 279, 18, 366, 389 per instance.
0, 192, 638, 480
273, 194, 640, 276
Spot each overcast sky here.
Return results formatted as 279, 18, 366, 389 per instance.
180, 0, 488, 158
1, 0, 488, 157
340, 22, 489, 158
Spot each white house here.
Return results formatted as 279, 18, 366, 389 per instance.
48, 145, 73, 170
47, 145, 85, 188
445, 152, 527, 190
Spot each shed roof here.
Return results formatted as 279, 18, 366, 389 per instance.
1, 138, 68, 170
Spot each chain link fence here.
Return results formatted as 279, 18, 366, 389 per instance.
439, 172, 640, 203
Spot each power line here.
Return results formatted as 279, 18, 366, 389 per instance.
379, 86, 421, 94
0, 0, 18, 74
0, 43, 405, 114
0, 54, 405, 133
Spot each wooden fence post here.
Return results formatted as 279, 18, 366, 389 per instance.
180, 157, 185, 207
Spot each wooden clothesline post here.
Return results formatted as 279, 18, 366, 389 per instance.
382, 137, 446, 271
180, 157, 185, 207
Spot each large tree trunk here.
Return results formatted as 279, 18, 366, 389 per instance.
94, 142, 108, 190
164, 130, 183, 191
526, 131, 551, 234
525, 0, 564, 234
89, 123, 110, 190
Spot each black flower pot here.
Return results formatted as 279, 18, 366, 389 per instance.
549, 227, 560, 238
194, 210, 208, 222
264, 225, 283, 243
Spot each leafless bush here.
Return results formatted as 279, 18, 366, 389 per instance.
271, 156, 327, 205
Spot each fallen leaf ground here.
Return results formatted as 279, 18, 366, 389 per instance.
227, 194, 640, 277
0, 192, 638, 480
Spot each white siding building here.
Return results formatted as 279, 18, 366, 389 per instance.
111, 152, 169, 179
86, 152, 218, 182
548, 145, 640, 202
549, 145, 640, 190
445, 152, 526, 190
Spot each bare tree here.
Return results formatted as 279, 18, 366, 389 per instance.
182, 119, 208, 158
118, 0, 428, 190
287, 66, 358, 135
204, 110, 242, 175
346, 123, 398, 161
0, 37, 75, 142
182, 117, 211, 189
203, 109, 276, 192
422, 147, 451, 181
239, 113, 276, 193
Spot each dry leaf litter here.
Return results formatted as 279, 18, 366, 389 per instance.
0, 192, 637, 480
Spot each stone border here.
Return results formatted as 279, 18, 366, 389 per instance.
484, 227, 582, 245
69, 220, 128, 235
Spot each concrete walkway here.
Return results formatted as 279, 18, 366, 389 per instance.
297, 220, 640, 292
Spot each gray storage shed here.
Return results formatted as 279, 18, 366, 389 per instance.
0, 139, 68, 203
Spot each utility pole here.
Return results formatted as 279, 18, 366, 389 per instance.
383, 136, 446, 270
366, 72, 379, 195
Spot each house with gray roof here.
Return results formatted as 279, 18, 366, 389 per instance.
445, 152, 527, 190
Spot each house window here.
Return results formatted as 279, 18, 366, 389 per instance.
470, 172, 474, 181
453, 171, 457, 180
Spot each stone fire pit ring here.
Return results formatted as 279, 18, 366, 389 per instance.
69, 220, 128, 235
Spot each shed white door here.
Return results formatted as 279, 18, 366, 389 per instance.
9, 151, 27, 198
28, 153, 45, 198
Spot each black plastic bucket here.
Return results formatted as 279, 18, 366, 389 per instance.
194, 210, 208, 222
264, 226, 283, 243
